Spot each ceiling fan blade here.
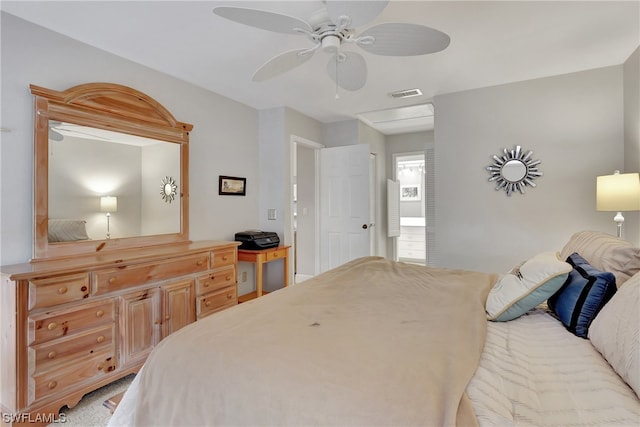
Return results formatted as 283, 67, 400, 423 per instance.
213, 7, 312, 34
325, 0, 389, 28
326, 51, 367, 91
358, 23, 450, 56
253, 48, 316, 82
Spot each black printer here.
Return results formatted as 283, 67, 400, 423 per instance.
234, 230, 280, 250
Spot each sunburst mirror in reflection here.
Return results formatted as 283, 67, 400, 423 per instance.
486, 146, 542, 196
160, 176, 178, 203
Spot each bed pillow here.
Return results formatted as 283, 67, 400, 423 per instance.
589, 272, 640, 398
48, 219, 90, 242
548, 253, 617, 338
560, 230, 640, 287
486, 252, 572, 322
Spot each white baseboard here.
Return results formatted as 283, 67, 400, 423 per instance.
295, 274, 313, 284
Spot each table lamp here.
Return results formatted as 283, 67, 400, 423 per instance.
596, 171, 640, 238
100, 196, 118, 239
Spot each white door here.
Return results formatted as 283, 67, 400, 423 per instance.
319, 144, 371, 272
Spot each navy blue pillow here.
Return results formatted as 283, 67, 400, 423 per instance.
547, 253, 617, 338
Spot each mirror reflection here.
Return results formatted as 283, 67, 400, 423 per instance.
501, 160, 527, 182
48, 121, 181, 242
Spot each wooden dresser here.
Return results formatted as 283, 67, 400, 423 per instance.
0, 240, 239, 424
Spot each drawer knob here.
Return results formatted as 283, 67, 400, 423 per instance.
222, 255, 228, 261
226, 293, 233, 300
197, 260, 204, 266
47, 351, 57, 359
108, 277, 117, 284
96, 335, 105, 343
205, 300, 211, 307
225, 276, 231, 281
96, 310, 104, 318
203, 282, 210, 288
58, 286, 68, 295
47, 322, 57, 331
48, 381, 57, 390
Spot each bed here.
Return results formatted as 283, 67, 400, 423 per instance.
109, 231, 640, 426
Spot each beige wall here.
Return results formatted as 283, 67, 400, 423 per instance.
434, 65, 627, 273
623, 46, 640, 244
0, 12, 260, 265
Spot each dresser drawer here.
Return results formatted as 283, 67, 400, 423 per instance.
28, 273, 90, 310
29, 349, 116, 404
196, 266, 235, 295
29, 324, 115, 374
398, 248, 426, 260
400, 225, 425, 236
93, 253, 210, 295
28, 299, 115, 345
197, 286, 236, 318
213, 248, 236, 268
399, 233, 425, 243
398, 240, 424, 250
266, 247, 287, 262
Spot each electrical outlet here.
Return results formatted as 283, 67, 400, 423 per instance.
241, 271, 247, 282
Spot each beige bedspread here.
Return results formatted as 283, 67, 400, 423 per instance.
133, 257, 496, 426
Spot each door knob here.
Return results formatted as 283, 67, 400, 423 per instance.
362, 224, 368, 230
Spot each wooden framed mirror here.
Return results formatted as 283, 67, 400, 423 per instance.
30, 82, 192, 260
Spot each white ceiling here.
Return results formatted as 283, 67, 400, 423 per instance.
3, 1, 639, 134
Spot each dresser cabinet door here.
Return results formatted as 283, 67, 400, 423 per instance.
161, 280, 195, 338
119, 289, 161, 367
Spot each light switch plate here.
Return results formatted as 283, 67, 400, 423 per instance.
267, 209, 277, 220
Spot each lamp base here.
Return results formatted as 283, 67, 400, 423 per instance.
106, 212, 111, 240
614, 211, 624, 239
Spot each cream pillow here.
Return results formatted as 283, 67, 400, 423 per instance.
486, 252, 572, 321
589, 272, 640, 398
48, 219, 90, 242
560, 230, 640, 287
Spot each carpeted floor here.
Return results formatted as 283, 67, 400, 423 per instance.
48, 374, 135, 427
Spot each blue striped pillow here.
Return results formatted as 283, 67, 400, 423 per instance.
548, 253, 617, 338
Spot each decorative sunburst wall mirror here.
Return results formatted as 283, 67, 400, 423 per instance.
160, 176, 178, 203
486, 146, 542, 196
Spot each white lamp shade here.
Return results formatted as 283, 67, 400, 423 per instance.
100, 196, 118, 213
596, 173, 640, 211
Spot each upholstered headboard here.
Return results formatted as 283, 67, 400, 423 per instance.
559, 230, 640, 287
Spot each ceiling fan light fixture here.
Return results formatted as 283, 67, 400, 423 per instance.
389, 88, 423, 99
322, 35, 341, 53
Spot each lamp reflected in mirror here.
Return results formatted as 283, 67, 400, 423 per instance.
596, 171, 640, 238
100, 196, 118, 239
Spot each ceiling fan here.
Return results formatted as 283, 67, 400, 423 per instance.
213, 0, 450, 91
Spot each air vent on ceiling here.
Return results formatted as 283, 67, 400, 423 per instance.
389, 88, 423, 99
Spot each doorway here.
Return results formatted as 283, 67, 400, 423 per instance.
394, 152, 426, 265
290, 137, 322, 284
290, 138, 377, 283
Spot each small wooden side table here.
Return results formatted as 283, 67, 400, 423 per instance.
237, 246, 290, 303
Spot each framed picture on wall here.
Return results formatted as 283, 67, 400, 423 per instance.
400, 185, 421, 201
219, 175, 246, 196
